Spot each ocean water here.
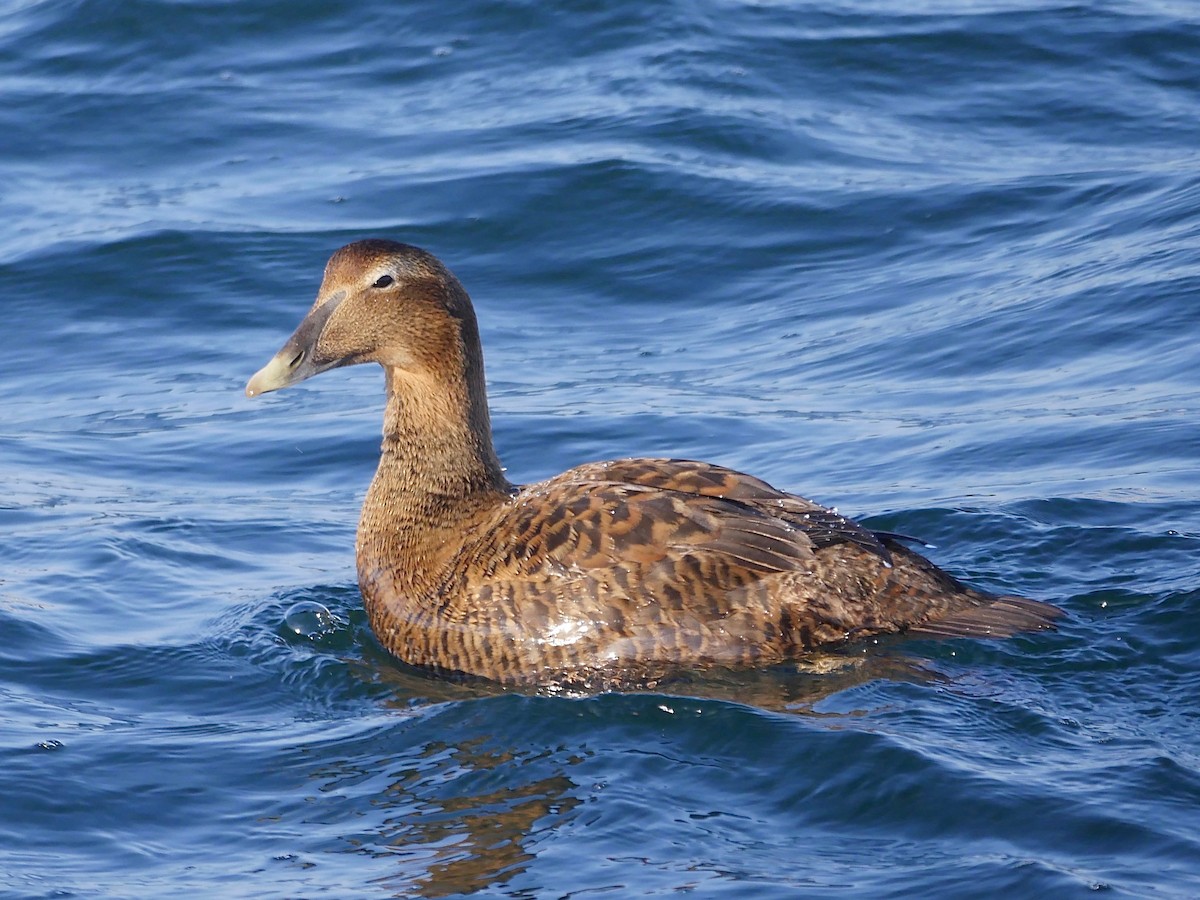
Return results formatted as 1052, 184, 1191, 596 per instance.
3, 0, 1199, 896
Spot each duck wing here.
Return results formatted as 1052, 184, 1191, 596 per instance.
435, 459, 1059, 684
446, 465, 902, 673
443, 478, 826, 675
478, 478, 819, 581
559, 457, 894, 564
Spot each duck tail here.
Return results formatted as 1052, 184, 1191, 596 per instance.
910, 593, 1064, 639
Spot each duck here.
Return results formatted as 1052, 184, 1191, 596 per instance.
245, 239, 1060, 689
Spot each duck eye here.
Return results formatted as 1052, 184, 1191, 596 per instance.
372, 274, 395, 289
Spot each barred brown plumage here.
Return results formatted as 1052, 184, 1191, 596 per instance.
246, 240, 1061, 688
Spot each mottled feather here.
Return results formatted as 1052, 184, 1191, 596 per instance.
246, 241, 1063, 688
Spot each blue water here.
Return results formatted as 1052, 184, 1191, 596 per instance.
3, 0, 1199, 896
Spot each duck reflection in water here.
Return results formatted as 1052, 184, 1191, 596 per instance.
312, 649, 945, 897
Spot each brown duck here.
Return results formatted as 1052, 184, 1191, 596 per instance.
246, 240, 1060, 689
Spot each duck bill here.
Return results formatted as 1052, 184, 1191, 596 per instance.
245, 291, 347, 398
245, 341, 316, 397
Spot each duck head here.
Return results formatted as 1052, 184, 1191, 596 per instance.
245, 239, 481, 398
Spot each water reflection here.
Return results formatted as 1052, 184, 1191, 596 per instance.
336, 738, 578, 898
315, 643, 940, 897
630, 648, 944, 713
358, 635, 942, 715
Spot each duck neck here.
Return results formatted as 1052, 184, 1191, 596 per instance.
357, 364, 510, 595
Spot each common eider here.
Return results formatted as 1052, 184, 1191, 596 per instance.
246, 240, 1059, 688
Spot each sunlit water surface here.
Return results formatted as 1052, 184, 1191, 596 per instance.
3, 1, 1199, 897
